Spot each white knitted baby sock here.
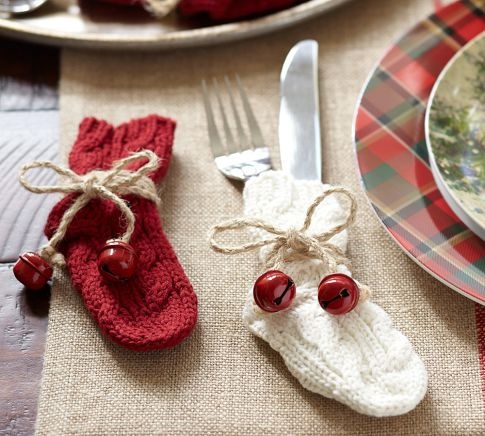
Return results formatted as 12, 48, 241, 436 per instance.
237, 171, 427, 417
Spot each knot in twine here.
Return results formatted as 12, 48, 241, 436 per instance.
209, 186, 371, 301
19, 150, 162, 267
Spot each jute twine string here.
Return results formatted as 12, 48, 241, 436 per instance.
209, 186, 371, 301
19, 150, 162, 267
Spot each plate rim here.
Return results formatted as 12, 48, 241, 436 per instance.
424, 31, 485, 241
352, 3, 485, 304
0, 0, 350, 49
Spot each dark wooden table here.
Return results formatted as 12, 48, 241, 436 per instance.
0, 39, 59, 436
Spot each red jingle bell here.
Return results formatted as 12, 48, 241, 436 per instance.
97, 239, 137, 282
318, 273, 359, 315
13, 252, 53, 290
253, 270, 296, 312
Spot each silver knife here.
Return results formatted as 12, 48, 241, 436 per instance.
279, 40, 321, 181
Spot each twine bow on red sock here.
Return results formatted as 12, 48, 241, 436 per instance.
13, 115, 198, 351
15, 150, 162, 284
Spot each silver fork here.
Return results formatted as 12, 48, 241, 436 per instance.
201, 75, 272, 182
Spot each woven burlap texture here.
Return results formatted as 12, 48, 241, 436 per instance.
35, 0, 484, 434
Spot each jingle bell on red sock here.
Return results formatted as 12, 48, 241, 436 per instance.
13, 252, 53, 290
98, 239, 137, 282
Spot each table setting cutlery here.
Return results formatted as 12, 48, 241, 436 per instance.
201, 76, 271, 181
279, 39, 321, 180
201, 40, 321, 183
207, 39, 427, 417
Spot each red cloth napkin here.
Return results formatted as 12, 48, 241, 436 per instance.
96, 0, 300, 21
98, 0, 144, 6
178, 0, 300, 21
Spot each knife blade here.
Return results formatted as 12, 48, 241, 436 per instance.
279, 39, 321, 181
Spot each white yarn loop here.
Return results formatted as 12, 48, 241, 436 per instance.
19, 150, 162, 266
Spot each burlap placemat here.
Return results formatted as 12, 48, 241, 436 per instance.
35, 0, 484, 433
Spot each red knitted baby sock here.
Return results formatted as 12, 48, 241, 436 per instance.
44, 115, 197, 351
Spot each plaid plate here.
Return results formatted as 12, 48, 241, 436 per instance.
354, 0, 485, 302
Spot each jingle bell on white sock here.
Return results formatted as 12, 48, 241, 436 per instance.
210, 171, 427, 417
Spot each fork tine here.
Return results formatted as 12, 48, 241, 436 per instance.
236, 74, 265, 149
224, 75, 249, 151
201, 79, 225, 157
202, 76, 271, 182
212, 78, 238, 155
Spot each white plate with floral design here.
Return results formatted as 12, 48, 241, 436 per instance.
426, 31, 485, 240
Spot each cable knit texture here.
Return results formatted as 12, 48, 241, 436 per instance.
241, 171, 427, 417
44, 115, 197, 351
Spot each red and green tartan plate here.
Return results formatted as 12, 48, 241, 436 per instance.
354, 0, 485, 303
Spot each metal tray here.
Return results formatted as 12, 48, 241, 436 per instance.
0, 0, 350, 50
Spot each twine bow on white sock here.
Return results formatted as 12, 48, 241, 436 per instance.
209, 186, 371, 301
19, 150, 162, 266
